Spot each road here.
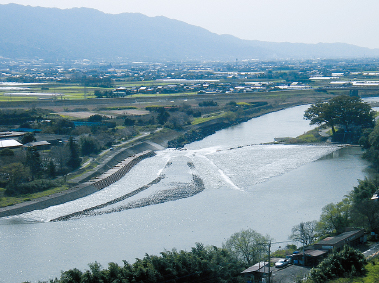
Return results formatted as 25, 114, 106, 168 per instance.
271, 264, 311, 283
363, 243, 379, 259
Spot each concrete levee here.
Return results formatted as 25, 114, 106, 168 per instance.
0, 150, 155, 218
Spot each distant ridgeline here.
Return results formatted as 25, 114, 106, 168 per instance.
0, 4, 379, 61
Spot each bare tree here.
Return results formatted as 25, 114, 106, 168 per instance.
290, 221, 318, 246
223, 229, 271, 266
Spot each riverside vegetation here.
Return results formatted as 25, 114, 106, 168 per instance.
286, 96, 379, 282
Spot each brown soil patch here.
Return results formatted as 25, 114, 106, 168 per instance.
56, 111, 100, 119
105, 109, 150, 116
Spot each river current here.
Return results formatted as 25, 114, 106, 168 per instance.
0, 105, 371, 283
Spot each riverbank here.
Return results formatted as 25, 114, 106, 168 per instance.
0, 98, 327, 218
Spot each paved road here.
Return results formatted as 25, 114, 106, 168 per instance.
363, 243, 379, 259
271, 264, 311, 283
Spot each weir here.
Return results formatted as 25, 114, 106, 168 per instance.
0, 150, 155, 218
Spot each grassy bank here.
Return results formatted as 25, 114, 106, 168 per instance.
0, 185, 69, 208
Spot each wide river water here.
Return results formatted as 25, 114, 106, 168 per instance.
0, 104, 371, 283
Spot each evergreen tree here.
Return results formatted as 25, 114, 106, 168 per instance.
26, 147, 42, 180
47, 160, 56, 178
66, 137, 81, 170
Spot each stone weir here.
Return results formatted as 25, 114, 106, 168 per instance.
0, 150, 155, 218
86, 150, 155, 190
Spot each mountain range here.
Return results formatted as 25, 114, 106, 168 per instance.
1, 4, 379, 61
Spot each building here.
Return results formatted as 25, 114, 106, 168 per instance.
0, 131, 25, 140
241, 262, 270, 283
291, 229, 366, 267
313, 229, 366, 252
292, 249, 327, 267
0, 139, 23, 149
23, 141, 51, 150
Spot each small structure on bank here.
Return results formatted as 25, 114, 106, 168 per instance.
293, 228, 366, 267
241, 261, 270, 283
313, 229, 365, 252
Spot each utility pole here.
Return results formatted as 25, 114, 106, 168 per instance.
267, 241, 271, 283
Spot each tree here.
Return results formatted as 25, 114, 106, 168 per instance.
2, 162, 30, 196
317, 199, 351, 235
0, 148, 14, 157
21, 132, 36, 144
88, 114, 103, 122
48, 144, 70, 175
361, 125, 379, 170
157, 108, 170, 125
304, 99, 338, 134
349, 177, 379, 233
25, 147, 42, 180
47, 160, 56, 178
304, 95, 375, 139
66, 137, 81, 170
290, 221, 318, 246
124, 117, 135, 126
223, 229, 271, 266
59, 268, 82, 283
52, 243, 245, 283
51, 118, 75, 135
79, 135, 100, 156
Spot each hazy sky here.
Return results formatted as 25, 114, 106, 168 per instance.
1, 0, 378, 49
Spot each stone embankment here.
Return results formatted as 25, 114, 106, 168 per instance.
0, 149, 155, 218
86, 150, 155, 190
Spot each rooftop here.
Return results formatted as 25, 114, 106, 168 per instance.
316, 229, 364, 246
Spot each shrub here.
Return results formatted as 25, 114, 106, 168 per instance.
5, 179, 61, 196
199, 100, 217, 107
309, 246, 366, 282
0, 148, 14, 156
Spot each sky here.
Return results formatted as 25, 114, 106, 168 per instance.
0, 0, 378, 49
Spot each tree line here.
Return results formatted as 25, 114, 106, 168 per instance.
28, 231, 273, 283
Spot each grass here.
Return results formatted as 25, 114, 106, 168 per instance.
276, 128, 328, 144
236, 102, 252, 106
0, 94, 39, 102
0, 185, 69, 208
0, 83, 100, 101
96, 106, 138, 110
191, 112, 226, 125
131, 91, 197, 98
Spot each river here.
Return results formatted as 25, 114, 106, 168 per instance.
0, 105, 371, 283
